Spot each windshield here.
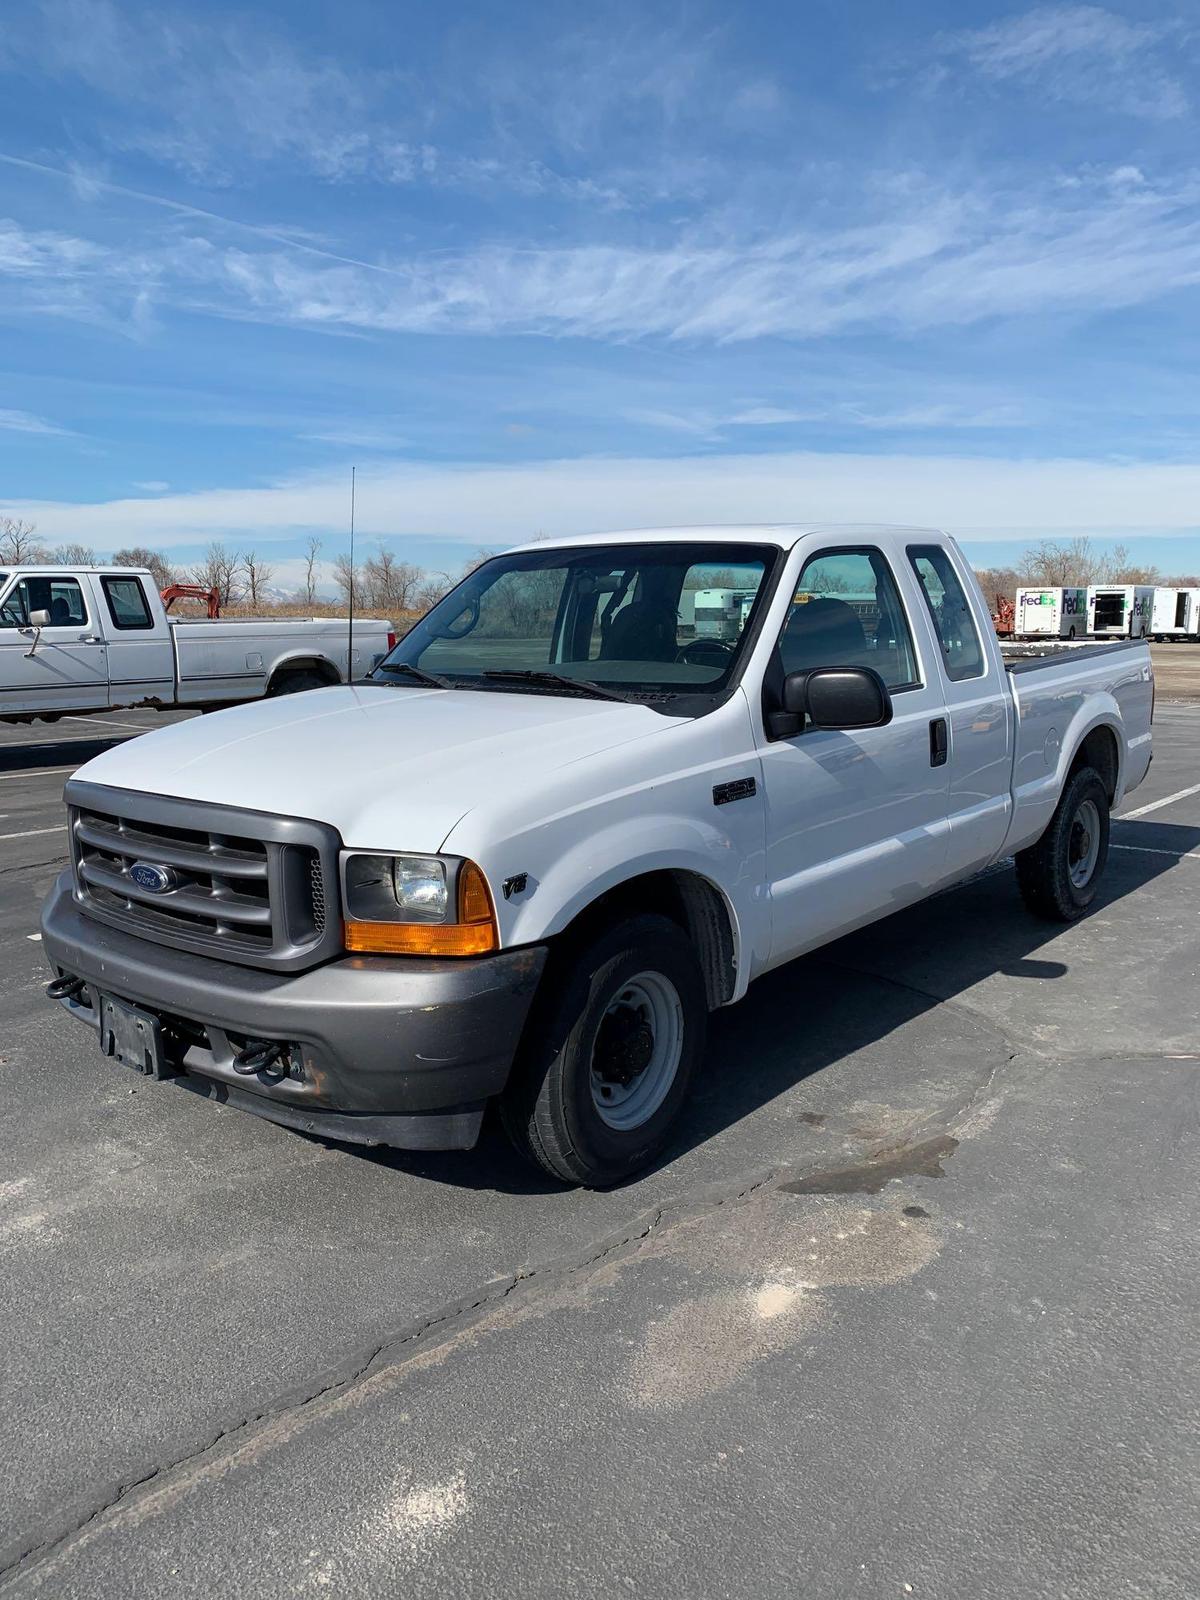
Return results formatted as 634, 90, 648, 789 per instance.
373, 543, 777, 710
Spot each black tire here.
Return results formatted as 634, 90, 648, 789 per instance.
269, 669, 328, 696
1015, 765, 1110, 922
501, 913, 707, 1187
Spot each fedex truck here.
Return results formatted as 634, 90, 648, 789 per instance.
1087, 585, 1154, 639
1014, 587, 1087, 639
1147, 586, 1193, 640
693, 588, 758, 642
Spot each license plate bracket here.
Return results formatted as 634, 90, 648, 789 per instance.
99, 994, 176, 1079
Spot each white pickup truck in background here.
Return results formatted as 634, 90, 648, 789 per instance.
42, 524, 1153, 1186
0, 564, 393, 723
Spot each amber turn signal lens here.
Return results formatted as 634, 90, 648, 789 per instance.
457, 860, 494, 926
344, 919, 498, 956
344, 859, 498, 956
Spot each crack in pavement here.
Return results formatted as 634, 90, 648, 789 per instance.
0, 1204, 667, 1591
0, 1017, 1018, 1591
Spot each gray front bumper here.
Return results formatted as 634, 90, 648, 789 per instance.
41, 873, 547, 1150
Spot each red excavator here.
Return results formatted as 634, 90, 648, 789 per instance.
160, 583, 221, 619
991, 593, 1015, 637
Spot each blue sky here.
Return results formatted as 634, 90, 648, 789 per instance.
3, 0, 1200, 589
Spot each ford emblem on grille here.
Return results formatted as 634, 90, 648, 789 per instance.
129, 861, 177, 894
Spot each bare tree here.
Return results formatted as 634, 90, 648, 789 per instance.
1018, 537, 1104, 586
53, 542, 98, 565
190, 541, 243, 606
113, 547, 176, 590
302, 535, 322, 607
361, 546, 424, 614
412, 570, 453, 614
1100, 543, 1162, 584
0, 516, 51, 564
332, 552, 357, 609
240, 550, 275, 610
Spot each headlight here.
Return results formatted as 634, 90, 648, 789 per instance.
340, 852, 497, 956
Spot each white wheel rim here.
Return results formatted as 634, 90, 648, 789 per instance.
1069, 798, 1101, 889
590, 972, 684, 1132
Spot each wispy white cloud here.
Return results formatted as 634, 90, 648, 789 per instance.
132, 479, 170, 491
166, 173, 1200, 342
934, 5, 1189, 120
0, 407, 73, 436
0, 1, 742, 207
626, 401, 1026, 438
6, 165, 1200, 345
8, 448, 1200, 550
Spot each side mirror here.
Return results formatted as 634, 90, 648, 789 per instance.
22, 608, 51, 657
771, 666, 893, 736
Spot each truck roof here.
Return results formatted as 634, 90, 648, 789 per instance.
505, 523, 943, 553
1, 565, 154, 575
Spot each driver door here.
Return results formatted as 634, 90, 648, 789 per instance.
758, 543, 951, 964
0, 573, 109, 716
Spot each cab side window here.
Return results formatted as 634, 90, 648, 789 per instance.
0, 576, 88, 629
102, 576, 154, 630
776, 548, 919, 690
907, 546, 984, 682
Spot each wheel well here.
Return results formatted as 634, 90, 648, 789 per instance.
555, 870, 737, 1009
268, 657, 340, 691
1069, 724, 1119, 801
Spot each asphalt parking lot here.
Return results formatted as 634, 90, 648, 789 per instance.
1, 701, 1197, 1598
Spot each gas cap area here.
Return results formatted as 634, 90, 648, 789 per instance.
1044, 727, 1061, 767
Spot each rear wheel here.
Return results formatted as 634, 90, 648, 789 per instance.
1015, 765, 1110, 921
269, 669, 328, 696
501, 913, 706, 1187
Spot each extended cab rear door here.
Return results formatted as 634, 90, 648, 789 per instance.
904, 541, 1013, 876
94, 573, 175, 707
757, 539, 952, 963
0, 570, 109, 716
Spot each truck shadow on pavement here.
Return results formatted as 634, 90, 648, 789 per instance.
0, 736, 127, 773
339, 819, 1200, 1194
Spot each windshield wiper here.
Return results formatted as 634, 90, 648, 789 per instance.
373, 662, 454, 689
477, 669, 645, 704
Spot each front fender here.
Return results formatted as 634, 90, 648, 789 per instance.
495, 812, 768, 1004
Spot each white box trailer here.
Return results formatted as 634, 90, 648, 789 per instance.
1147, 586, 1190, 639
1014, 586, 1087, 639
1087, 584, 1154, 638
1179, 588, 1200, 638
693, 588, 758, 641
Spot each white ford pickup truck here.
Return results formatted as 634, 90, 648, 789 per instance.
0, 564, 392, 722
42, 525, 1153, 1186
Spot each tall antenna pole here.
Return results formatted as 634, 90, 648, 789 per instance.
347, 464, 356, 683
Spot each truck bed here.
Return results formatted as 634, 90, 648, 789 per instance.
1000, 639, 1145, 671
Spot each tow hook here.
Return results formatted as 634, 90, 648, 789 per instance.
232, 1040, 288, 1079
46, 975, 87, 1002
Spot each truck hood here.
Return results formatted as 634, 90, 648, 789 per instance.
73, 684, 673, 851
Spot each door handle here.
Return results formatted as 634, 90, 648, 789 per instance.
79, 634, 104, 644
929, 717, 948, 767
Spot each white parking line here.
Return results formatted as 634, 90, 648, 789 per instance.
1119, 782, 1200, 820
0, 825, 66, 841
1111, 843, 1200, 861
0, 765, 77, 781
58, 715, 158, 733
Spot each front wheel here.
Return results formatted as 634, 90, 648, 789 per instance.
1015, 765, 1110, 922
501, 914, 707, 1187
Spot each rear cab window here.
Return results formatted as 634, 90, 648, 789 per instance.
774, 546, 921, 692
102, 575, 155, 630
907, 545, 985, 682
